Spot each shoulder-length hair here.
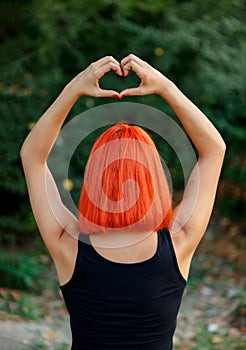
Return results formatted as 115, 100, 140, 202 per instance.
78, 123, 172, 234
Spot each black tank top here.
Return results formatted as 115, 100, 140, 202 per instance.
60, 228, 186, 350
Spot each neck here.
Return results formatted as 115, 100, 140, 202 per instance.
89, 230, 155, 249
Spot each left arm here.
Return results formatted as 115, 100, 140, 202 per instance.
119, 54, 226, 278
20, 56, 122, 259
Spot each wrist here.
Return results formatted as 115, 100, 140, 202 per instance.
64, 78, 83, 100
158, 80, 181, 102
157, 78, 175, 96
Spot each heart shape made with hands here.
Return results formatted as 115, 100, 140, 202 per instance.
99, 67, 141, 99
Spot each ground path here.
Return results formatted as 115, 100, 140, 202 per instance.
0, 278, 244, 349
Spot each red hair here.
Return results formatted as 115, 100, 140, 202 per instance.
78, 123, 172, 234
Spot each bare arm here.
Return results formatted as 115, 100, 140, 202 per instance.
21, 56, 121, 164
120, 54, 226, 268
20, 56, 122, 258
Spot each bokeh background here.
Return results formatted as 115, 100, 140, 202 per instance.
0, 1, 245, 349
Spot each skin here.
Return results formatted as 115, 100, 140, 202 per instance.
20, 55, 226, 285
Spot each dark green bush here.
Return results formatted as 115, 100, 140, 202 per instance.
0, 253, 41, 290
0, 0, 245, 242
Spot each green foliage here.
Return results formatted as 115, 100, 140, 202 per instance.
18, 293, 41, 320
0, 253, 41, 290
0, 0, 245, 240
1, 291, 43, 321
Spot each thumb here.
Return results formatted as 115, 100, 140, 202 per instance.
119, 87, 144, 98
98, 89, 120, 98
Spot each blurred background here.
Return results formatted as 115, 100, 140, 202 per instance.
0, 0, 245, 349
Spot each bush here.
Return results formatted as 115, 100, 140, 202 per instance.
0, 0, 245, 241
0, 253, 41, 290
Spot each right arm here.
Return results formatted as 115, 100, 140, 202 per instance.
120, 54, 226, 278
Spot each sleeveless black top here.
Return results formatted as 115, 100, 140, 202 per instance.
60, 228, 186, 350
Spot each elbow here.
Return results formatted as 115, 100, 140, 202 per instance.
213, 139, 226, 162
20, 145, 29, 169
20, 138, 33, 165
20, 144, 26, 160
20, 139, 46, 166
213, 131, 226, 157
200, 137, 226, 163
212, 138, 226, 164
20, 140, 29, 161
219, 137, 226, 157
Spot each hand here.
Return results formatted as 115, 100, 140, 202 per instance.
119, 54, 172, 97
69, 56, 122, 98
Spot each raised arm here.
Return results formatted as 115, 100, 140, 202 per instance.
20, 56, 122, 258
120, 54, 226, 276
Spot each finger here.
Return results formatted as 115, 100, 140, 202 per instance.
96, 61, 122, 78
121, 60, 145, 79
97, 89, 120, 98
119, 86, 145, 97
95, 55, 120, 68
93, 56, 122, 76
109, 62, 123, 77
121, 54, 145, 69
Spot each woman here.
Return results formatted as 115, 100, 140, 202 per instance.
20, 54, 226, 349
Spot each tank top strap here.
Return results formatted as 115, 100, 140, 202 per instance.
158, 228, 187, 285
78, 232, 91, 245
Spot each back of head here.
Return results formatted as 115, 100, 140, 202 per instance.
79, 123, 172, 234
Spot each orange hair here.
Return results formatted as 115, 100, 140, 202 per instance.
78, 123, 172, 234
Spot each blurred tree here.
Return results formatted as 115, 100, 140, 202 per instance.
0, 0, 245, 242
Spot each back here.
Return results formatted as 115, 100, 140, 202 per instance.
60, 228, 186, 350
